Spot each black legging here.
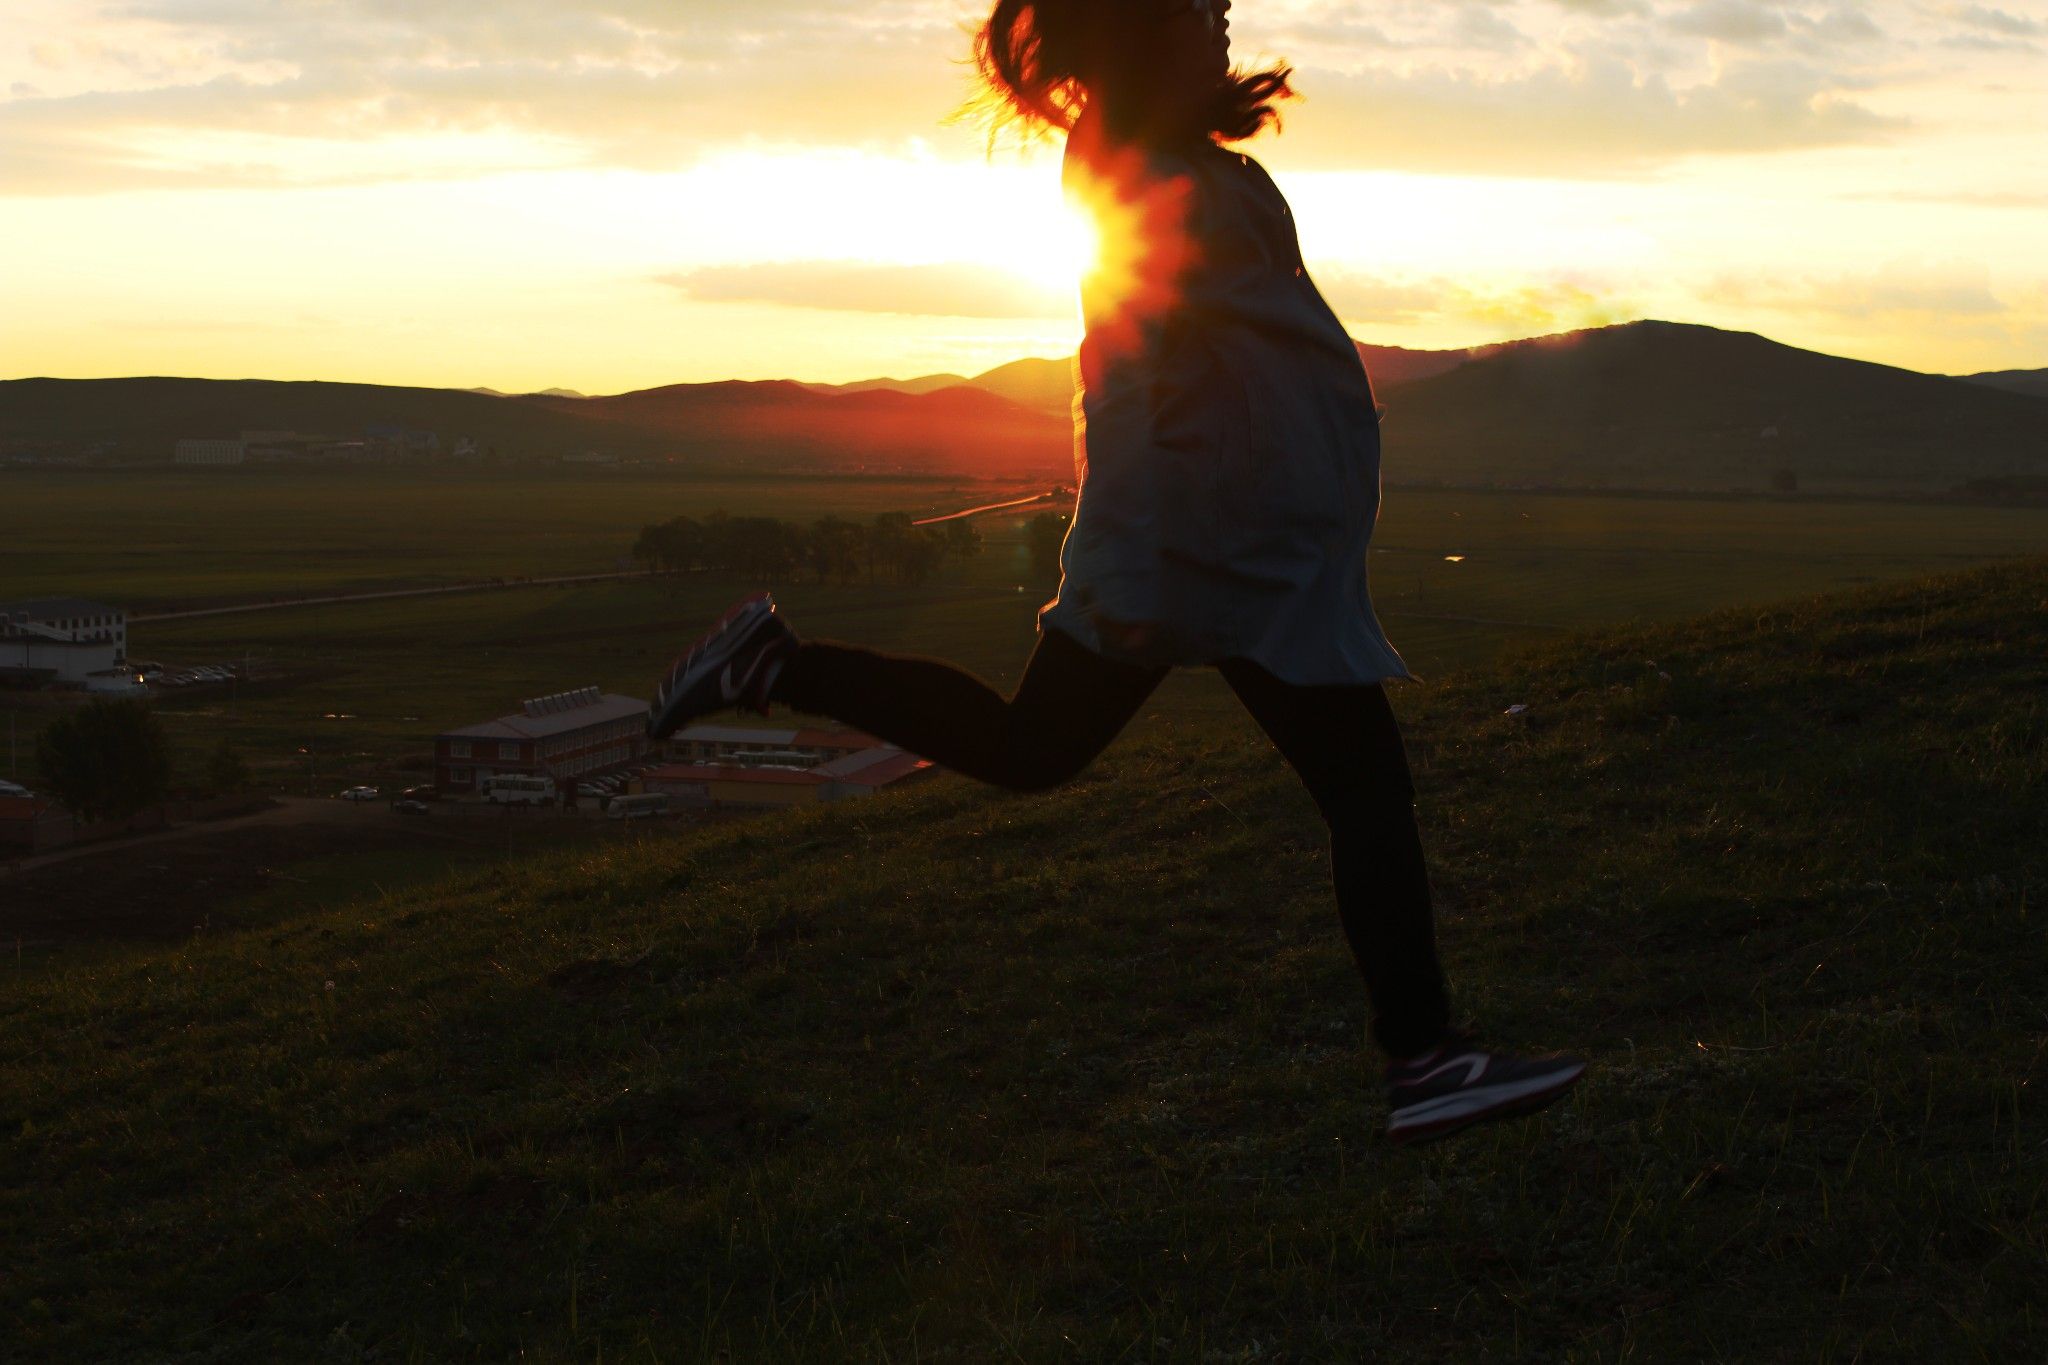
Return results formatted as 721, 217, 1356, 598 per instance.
769, 624, 1452, 1058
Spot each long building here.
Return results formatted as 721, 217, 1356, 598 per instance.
434, 686, 649, 795
0, 597, 127, 686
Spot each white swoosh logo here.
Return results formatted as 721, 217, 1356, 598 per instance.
720, 653, 765, 701
1412, 1053, 1489, 1087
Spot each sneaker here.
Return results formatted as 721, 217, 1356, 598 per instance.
1385, 1035, 1585, 1147
647, 592, 799, 738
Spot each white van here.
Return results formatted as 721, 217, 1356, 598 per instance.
607, 792, 668, 820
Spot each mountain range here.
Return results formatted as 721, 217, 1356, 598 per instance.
1961, 369, 2048, 400
4, 321, 2043, 492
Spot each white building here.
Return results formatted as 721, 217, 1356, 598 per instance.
175, 439, 246, 466
0, 597, 128, 686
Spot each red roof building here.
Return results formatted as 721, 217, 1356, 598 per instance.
434, 686, 649, 795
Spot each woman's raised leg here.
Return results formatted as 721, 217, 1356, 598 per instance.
769, 625, 1167, 791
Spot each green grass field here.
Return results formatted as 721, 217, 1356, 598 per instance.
3, 559, 2042, 1358
0, 468, 1015, 610
5, 468, 2046, 795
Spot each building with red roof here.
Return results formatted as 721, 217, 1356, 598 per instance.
434, 686, 649, 795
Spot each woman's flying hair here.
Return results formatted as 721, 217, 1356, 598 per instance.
969, 0, 1294, 146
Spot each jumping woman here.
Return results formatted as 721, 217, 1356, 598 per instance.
646, 0, 1584, 1145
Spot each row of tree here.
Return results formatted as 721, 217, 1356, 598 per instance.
631, 510, 986, 586
34, 699, 249, 823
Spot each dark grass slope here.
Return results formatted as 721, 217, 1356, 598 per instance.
4, 560, 2045, 1360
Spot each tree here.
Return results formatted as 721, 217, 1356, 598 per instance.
868, 512, 915, 584
940, 518, 983, 563
204, 737, 251, 795
899, 527, 948, 585
807, 516, 865, 585
34, 698, 173, 823
633, 516, 707, 574
630, 522, 665, 572
1028, 511, 1071, 581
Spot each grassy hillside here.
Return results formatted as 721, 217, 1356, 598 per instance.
4, 560, 2046, 1359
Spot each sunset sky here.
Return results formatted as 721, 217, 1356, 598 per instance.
2, 0, 2043, 391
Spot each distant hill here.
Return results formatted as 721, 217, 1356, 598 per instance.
968, 358, 1075, 414
1380, 320, 2048, 490
8, 322, 2042, 489
1354, 341, 1475, 390
1961, 369, 2048, 400
0, 375, 1070, 477
828, 322, 2047, 491
0, 378, 612, 462
851, 345, 1476, 415
799, 375, 969, 397
514, 379, 1068, 477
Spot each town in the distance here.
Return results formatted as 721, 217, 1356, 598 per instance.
1, 592, 932, 854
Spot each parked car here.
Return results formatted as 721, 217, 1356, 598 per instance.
392, 799, 431, 815
338, 785, 381, 802
0, 780, 33, 799
398, 785, 439, 803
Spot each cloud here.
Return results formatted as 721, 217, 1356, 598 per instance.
1315, 268, 1641, 335
656, 261, 1072, 319
1668, 1, 1791, 47
1849, 189, 2048, 209
1939, 4, 2045, 37
0, 0, 975, 194
0, 0, 1989, 194
1705, 265, 2011, 322
1275, 56, 1902, 176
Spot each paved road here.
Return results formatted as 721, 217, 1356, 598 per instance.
131, 570, 655, 623
911, 491, 1061, 526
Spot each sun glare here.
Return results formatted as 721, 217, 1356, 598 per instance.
649, 151, 1095, 312
1004, 201, 1101, 292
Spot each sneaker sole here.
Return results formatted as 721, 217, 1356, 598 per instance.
647, 591, 774, 739
1386, 1062, 1586, 1147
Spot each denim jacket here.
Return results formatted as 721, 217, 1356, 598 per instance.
1037, 117, 1410, 686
